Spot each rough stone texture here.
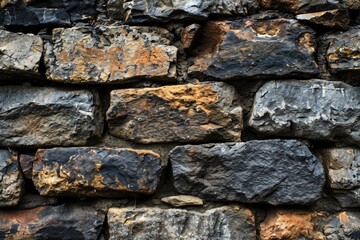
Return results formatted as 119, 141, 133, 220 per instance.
260, 210, 325, 240
107, 0, 260, 23
161, 195, 204, 207
108, 206, 256, 240
0, 0, 95, 27
296, 9, 350, 30
32, 147, 163, 197
0, 150, 24, 207
181, 23, 201, 49
261, 0, 360, 14
188, 18, 319, 80
323, 211, 360, 239
249, 80, 360, 144
0, 86, 102, 147
326, 27, 360, 77
19, 154, 34, 179
0, 30, 42, 79
107, 82, 242, 144
18, 194, 58, 210
0, 204, 105, 240
318, 148, 360, 207
170, 139, 325, 205
45, 26, 177, 84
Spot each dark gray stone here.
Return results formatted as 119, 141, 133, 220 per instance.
323, 211, 360, 239
0, 30, 43, 79
188, 18, 319, 80
0, 86, 103, 147
326, 27, 360, 79
0, 0, 95, 27
249, 80, 360, 144
0, 150, 24, 207
108, 206, 256, 240
0, 204, 105, 240
107, 0, 260, 23
170, 139, 325, 205
32, 147, 163, 197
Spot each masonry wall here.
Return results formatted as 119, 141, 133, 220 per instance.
0, 0, 360, 239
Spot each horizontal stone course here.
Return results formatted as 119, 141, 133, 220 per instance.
32, 147, 163, 197
0, 204, 105, 240
108, 206, 256, 240
170, 139, 325, 205
107, 82, 242, 143
45, 26, 177, 84
188, 17, 319, 80
250, 79, 360, 144
0, 85, 102, 147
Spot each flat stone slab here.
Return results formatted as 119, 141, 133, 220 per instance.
0, 150, 24, 207
108, 206, 256, 240
296, 9, 350, 30
0, 30, 42, 80
32, 147, 163, 197
107, 0, 260, 22
161, 195, 204, 207
188, 17, 319, 80
170, 139, 325, 205
0, 86, 102, 147
0, 0, 95, 27
107, 82, 242, 143
249, 80, 360, 144
45, 26, 177, 84
0, 204, 105, 240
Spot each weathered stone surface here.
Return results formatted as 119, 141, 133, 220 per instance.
161, 195, 204, 207
296, 9, 350, 30
318, 148, 360, 207
107, 0, 260, 22
18, 194, 58, 209
323, 211, 360, 239
249, 80, 360, 144
107, 82, 242, 143
0, 150, 24, 207
0, 0, 95, 27
0, 30, 42, 79
181, 23, 201, 49
108, 206, 256, 240
260, 210, 325, 240
32, 147, 163, 197
188, 18, 319, 80
261, 0, 360, 14
0, 86, 102, 147
45, 26, 177, 84
326, 27, 360, 77
170, 139, 325, 205
19, 154, 34, 179
0, 204, 105, 240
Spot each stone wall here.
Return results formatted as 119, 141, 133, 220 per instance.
0, 0, 360, 239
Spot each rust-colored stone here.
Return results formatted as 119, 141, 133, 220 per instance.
260, 210, 325, 240
189, 17, 319, 80
32, 147, 163, 197
0, 204, 105, 239
181, 24, 201, 49
296, 9, 350, 30
106, 82, 242, 143
45, 26, 177, 84
19, 154, 34, 180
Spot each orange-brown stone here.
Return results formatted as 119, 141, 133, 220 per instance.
45, 26, 177, 84
260, 210, 325, 240
106, 82, 242, 143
